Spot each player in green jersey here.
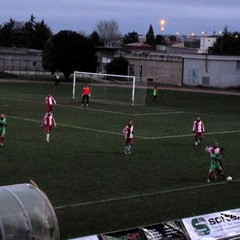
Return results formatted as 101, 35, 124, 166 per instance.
0, 114, 7, 147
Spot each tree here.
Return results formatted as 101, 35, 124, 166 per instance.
20, 15, 52, 49
95, 19, 121, 47
210, 27, 240, 55
0, 15, 52, 49
155, 34, 165, 45
42, 30, 98, 80
31, 20, 52, 49
106, 56, 129, 75
42, 38, 56, 73
168, 35, 177, 43
122, 31, 139, 45
0, 18, 23, 47
145, 24, 155, 47
89, 31, 104, 46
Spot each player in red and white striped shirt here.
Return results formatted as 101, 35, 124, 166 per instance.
123, 120, 134, 154
192, 115, 205, 146
45, 93, 57, 112
41, 111, 56, 143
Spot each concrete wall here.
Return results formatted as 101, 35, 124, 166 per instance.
117, 52, 183, 85
130, 58, 182, 85
119, 51, 240, 88
183, 54, 240, 88
0, 47, 44, 73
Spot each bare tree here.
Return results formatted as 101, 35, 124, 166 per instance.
95, 19, 121, 47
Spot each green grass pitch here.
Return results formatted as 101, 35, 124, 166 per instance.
0, 81, 240, 239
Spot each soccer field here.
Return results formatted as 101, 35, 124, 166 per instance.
0, 81, 240, 239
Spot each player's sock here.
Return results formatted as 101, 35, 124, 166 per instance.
208, 171, 213, 180
128, 145, 131, 154
46, 133, 50, 142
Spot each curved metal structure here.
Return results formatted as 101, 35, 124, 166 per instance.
0, 183, 59, 240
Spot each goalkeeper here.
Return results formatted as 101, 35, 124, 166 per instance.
81, 83, 91, 107
0, 114, 7, 147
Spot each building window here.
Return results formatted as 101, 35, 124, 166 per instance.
236, 61, 240, 70
202, 76, 210, 86
128, 64, 134, 76
139, 65, 143, 78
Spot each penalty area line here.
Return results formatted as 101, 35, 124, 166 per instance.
7, 115, 125, 137
144, 129, 240, 140
132, 111, 185, 116
54, 179, 240, 210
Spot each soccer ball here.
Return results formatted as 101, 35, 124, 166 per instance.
227, 176, 233, 182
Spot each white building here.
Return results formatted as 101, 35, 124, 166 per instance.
198, 35, 218, 54
183, 54, 240, 88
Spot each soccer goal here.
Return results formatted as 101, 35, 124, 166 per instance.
73, 71, 148, 106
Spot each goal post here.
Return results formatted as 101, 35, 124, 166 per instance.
73, 71, 147, 106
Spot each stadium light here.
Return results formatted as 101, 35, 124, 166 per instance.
160, 19, 165, 34
159, 19, 165, 45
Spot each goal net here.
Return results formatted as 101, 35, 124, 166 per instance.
73, 71, 148, 106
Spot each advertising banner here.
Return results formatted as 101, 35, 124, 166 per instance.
182, 208, 240, 240
140, 220, 188, 240
100, 228, 146, 240
70, 235, 99, 240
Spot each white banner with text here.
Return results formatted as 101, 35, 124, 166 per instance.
182, 208, 240, 240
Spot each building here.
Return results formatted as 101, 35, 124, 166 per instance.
0, 47, 45, 74
116, 51, 182, 86
183, 54, 240, 88
1, 45, 240, 89
198, 35, 218, 54
95, 46, 121, 73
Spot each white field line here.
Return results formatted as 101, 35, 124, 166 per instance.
131, 111, 185, 116
7, 115, 240, 140
1, 96, 229, 119
0, 96, 183, 116
144, 130, 240, 140
7, 115, 125, 137
78, 108, 185, 116
54, 179, 240, 210
52, 105, 184, 117
2, 96, 237, 119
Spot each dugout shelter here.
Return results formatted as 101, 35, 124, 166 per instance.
0, 183, 59, 240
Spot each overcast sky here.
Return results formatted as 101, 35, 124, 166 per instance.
1, 0, 240, 36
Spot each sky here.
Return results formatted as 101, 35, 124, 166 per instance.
1, 0, 240, 36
